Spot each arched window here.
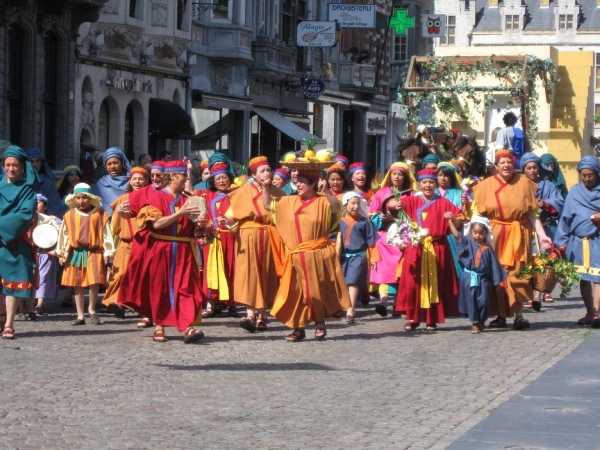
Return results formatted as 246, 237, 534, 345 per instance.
7, 25, 24, 146
99, 100, 110, 150
44, 32, 59, 168
124, 104, 135, 161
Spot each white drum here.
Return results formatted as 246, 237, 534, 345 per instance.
32, 223, 59, 253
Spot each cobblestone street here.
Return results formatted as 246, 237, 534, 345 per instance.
0, 290, 594, 449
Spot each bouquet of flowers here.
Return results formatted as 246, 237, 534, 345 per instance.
386, 210, 429, 249
516, 247, 580, 298
194, 218, 218, 246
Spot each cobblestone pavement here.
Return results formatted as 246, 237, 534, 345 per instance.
0, 289, 595, 449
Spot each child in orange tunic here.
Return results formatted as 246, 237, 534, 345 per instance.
56, 183, 116, 325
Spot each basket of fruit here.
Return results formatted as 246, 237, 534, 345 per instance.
281, 138, 337, 170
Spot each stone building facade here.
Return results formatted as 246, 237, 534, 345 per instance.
0, 0, 107, 169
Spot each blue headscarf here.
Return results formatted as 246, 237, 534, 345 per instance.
520, 153, 553, 181
0, 146, 38, 244
577, 156, 600, 176
541, 153, 568, 198
421, 154, 440, 168
91, 147, 131, 215
194, 152, 236, 190
24, 148, 62, 216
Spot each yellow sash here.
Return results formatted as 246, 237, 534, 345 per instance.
490, 219, 527, 266
271, 237, 331, 315
420, 236, 441, 309
150, 232, 199, 265
206, 229, 233, 300
240, 221, 285, 276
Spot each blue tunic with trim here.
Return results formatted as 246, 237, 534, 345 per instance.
339, 215, 379, 289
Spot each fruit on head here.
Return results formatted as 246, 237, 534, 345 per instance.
304, 150, 315, 158
315, 149, 334, 162
283, 152, 297, 163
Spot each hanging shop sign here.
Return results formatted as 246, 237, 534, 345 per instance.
366, 112, 387, 135
328, 4, 375, 28
297, 21, 336, 47
421, 14, 446, 38
303, 78, 326, 99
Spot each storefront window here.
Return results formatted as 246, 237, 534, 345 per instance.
98, 101, 110, 151
212, 0, 231, 21
192, 106, 235, 160
124, 104, 135, 161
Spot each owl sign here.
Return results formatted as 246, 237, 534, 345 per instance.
421, 14, 446, 38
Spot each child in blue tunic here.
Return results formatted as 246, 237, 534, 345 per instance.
445, 213, 507, 334
340, 192, 380, 324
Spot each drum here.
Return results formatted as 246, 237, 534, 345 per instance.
32, 215, 61, 253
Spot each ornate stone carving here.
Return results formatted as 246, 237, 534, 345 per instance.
102, 0, 120, 14
151, 3, 168, 27
150, 37, 189, 69
81, 91, 95, 126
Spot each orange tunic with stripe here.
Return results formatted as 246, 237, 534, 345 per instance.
472, 173, 537, 317
103, 193, 143, 306
59, 206, 111, 288
270, 195, 351, 328
227, 183, 284, 310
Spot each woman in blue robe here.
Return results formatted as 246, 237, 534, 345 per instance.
436, 162, 466, 279
555, 156, 600, 326
91, 147, 131, 215
521, 153, 565, 307
540, 153, 568, 198
0, 146, 39, 339
26, 149, 63, 217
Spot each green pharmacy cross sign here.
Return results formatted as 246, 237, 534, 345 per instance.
390, 9, 415, 35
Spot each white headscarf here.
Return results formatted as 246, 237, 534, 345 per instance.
465, 214, 494, 248
342, 191, 368, 218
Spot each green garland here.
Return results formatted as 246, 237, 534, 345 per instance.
397, 55, 559, 143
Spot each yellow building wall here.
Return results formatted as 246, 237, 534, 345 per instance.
548, 51, 594, 188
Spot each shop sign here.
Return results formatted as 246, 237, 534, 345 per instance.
285, 79, 306, 93
303, 78, 325, 99
366, 112, 387, 135
110, 77, 153, 93
328, 4, 375, 28
421, 14, 446, 38
296, 21, 336, 47
249, 82, 280, 98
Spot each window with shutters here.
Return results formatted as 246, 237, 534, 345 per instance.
505, 15, 519, 31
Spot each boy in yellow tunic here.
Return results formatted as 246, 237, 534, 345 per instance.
57, 183, 116, 325
262, 167, 351, 341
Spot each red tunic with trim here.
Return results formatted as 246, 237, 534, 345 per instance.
395, 195, 461, 324
118, 188, 203, 331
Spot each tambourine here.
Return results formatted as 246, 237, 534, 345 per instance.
184, 196, 208, 222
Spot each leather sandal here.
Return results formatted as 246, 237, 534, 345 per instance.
375, 302, 388, 317
591, 316, 600, 329
346, 314, 355, 324
183, 327, 205, 344
285, 329, 306, 342
240, 316, 257, 333
1, 326, 14, 340
255, 316, 267, 332
315, 322, 327, 340
513, 316, 530, 330
531, 300, 542, 312
577, 314, 594, 325
543, 294, 554, 303
202, 308, 215, 318
153, 329, 167, 342
137, 317, 153, 328
471, 324, 481, 334
404, 321, 419, 332
426, 324, 437, 331
488, 317, 507, 328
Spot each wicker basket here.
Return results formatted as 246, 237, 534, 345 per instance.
281, 160, 336, 171
532, 265, 558, 293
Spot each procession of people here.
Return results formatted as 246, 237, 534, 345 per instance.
0, 119, 597, 342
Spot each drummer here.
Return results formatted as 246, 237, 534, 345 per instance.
32, 194, 61, 317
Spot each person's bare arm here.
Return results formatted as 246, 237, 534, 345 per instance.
318, 179, 341, 213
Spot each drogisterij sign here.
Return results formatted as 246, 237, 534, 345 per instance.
328, 4, 375, 28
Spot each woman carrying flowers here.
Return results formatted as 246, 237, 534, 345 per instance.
554, 156, 600, 327
394, 168, 462, 330
368, 162, 417, 317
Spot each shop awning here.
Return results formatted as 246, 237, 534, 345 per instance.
252, 107, 326, 144
149, 98, 195, 139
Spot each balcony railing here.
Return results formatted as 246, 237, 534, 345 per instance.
339, 62, 376, 89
